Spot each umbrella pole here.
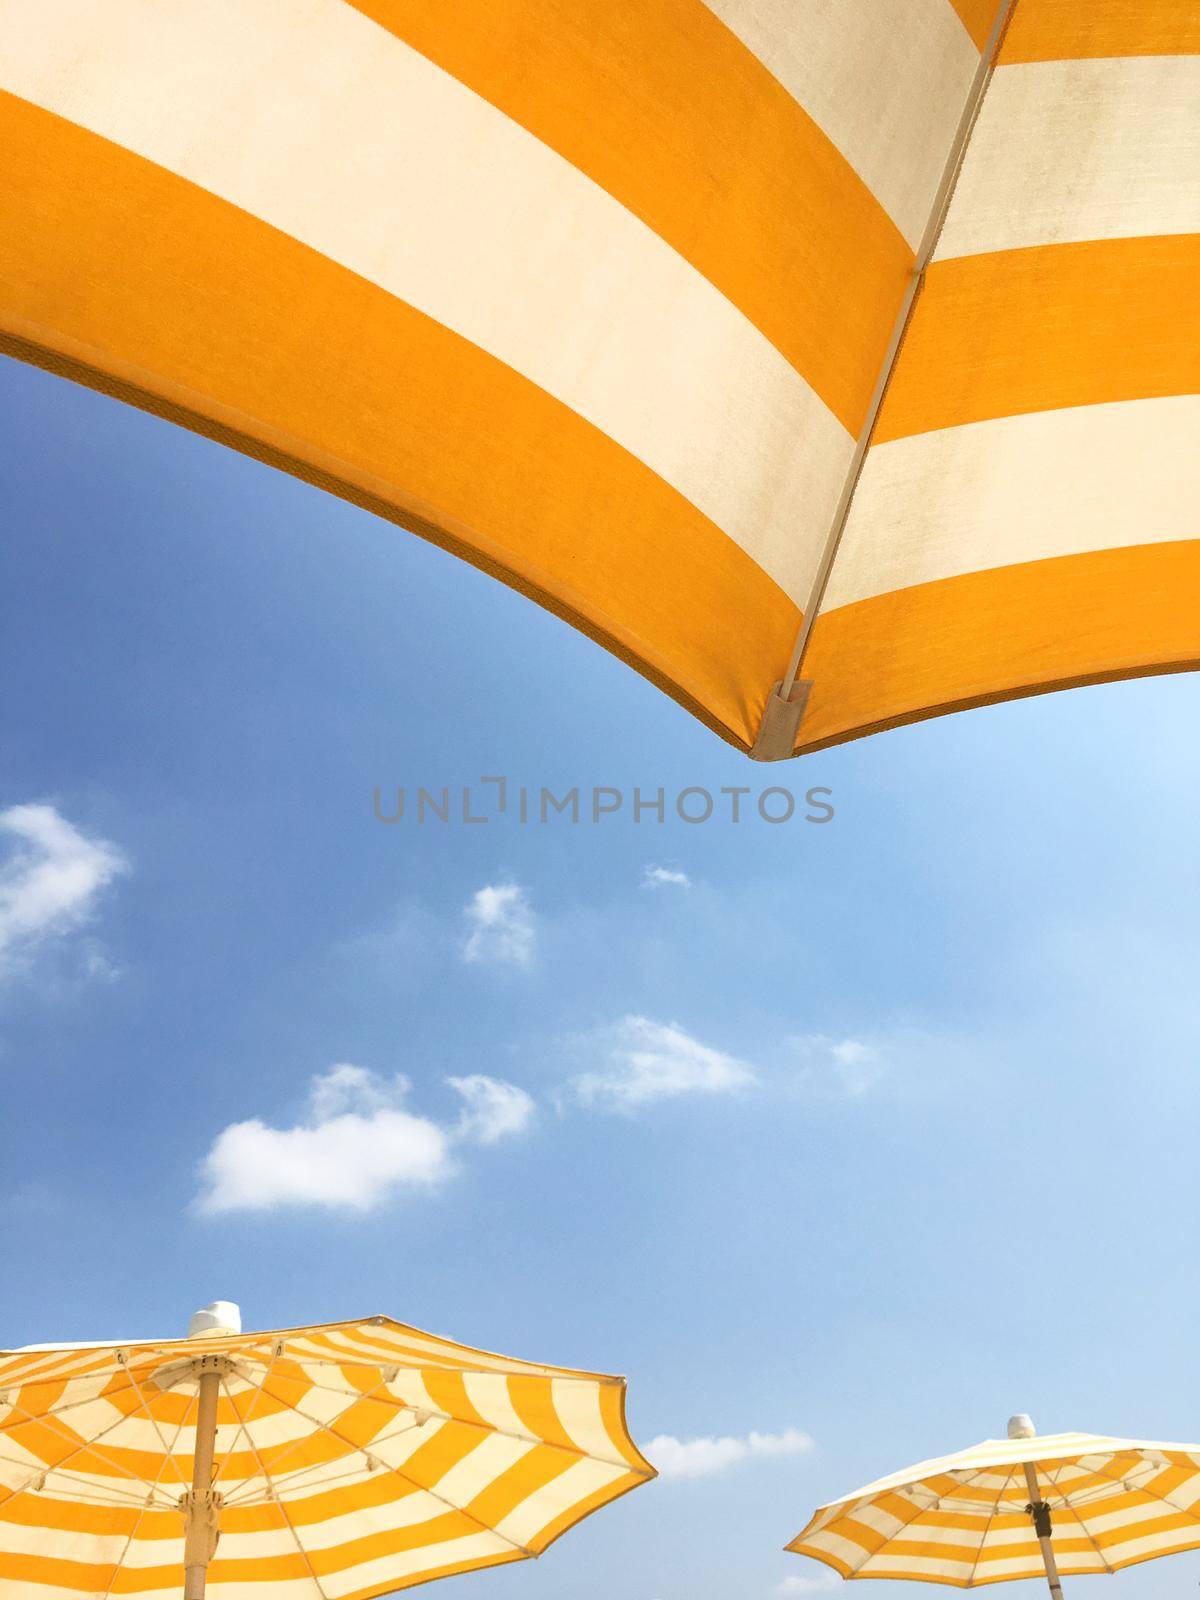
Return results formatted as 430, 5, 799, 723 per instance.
183, 1362, 223, 1599
1022, 1462, 1065, 1600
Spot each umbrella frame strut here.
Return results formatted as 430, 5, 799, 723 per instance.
181, 1357, 226, 1599
1022, 1462, 1065, 1600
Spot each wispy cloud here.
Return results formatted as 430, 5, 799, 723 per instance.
196, 1064, 534, 1214
642, 865, 690, 890
649, 1427, 813, 1480
571, 1016, 755, 1112
0, 803, 127, 981
792, 1035, 886, 1097
448, 1073, 535, 1143
771, 1573, 840, 1595
462, 883, 536, 968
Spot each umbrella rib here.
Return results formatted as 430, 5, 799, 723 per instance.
1047, 1452, 1200, 1562
210, 1345, 283, 1490
1046, 1474, 1115, 1578
842, 1463, 1000, 1580
102, 1391, 195, 1600
1, 1372, 143, 1423
220, 1375, 398, 1494
835, 1476, 951, 1577
0, 1458, 155, 1511
250, 1367, 634, 1472
221, 1374, 329, 1600
965, 1464, 1014, 1589
242, 1351, 600, 1384
118, 1360, 188, 1489
3, 1479, 158, 1511
236, 1394, 537, 1558
0, 1388, 183, 1507
228, 1457, 388, 1505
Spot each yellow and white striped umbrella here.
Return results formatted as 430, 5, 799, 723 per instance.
788, 1415, 1200, 1594
0, 2, 1195, 758
0, 1302, 654, 1599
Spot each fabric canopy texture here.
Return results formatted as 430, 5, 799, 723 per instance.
0, 1315, 653, 1597
0, 1, 1196, 754
788, 1430, 1200, 1587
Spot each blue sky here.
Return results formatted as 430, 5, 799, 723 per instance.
2, 351, 1199, 1600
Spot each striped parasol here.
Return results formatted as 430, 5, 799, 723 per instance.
788, 1414, 1200, 1594
0, 2, 1196, 759
0, 1301, 654, 1599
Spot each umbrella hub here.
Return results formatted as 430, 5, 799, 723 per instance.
152, 1350, 241, 1391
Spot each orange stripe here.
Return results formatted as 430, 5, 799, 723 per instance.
0, 1551, 120, 1591
877, 236, 1200, 442
0, 1495, 135, 1534
797, 541, 1200, 754
113, 1549, 313, 1592
505, 1377, 577, 1456
0, 90, 794, 751
386, 1417, 486, 1488
599, 1381, 654, 1473
349, 0, 913, 433
466, 1441, 574, 1529
946, 0, 1000, 50
221, 1473, 423, 1534
306, 1510, 484, 1575
419, 1372, 489, 1433
526, 1466, 645, 1557
1002, 0, 1200, 61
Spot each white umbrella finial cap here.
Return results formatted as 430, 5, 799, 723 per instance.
1008, 1414, 1036, 1440
188, 1301, 242, 1338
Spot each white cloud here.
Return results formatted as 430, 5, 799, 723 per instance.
829, 1038, 885, 1096
642, 866, 691, 890
197, 1064, 534, 1214
448, 1073, 535, 1143
649, 1428, 813, 1479
462, 883, 536, 968
771, 1573, 839, 1595
573, 1016, 755, 1111
0, 803, 127, 979
793, 1035, 886, 1097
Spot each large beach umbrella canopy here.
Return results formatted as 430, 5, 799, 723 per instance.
788, 1414, 1200, 1595
0, 1302, 654, 1598
0, 2, 1196, 758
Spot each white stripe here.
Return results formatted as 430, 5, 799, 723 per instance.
823, 397, 1200, 608
800, 1529, 882, 1570
429, 1432, 535, 1513
461, 1374, 530, 1445
273, 1485, 456, 1550
936, 56, 1200, 259
844, 1502, 910, 1540
703, 0, 980, 246
551, 1379, 625, 1467
1098, 1527, 1200, 1562
0, 0, 852, 602
973, 1553, 1065, 1579
1156, 1468, 1200, 1511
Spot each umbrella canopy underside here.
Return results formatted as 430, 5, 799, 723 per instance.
789, 1433, 1200, 1587
0, 1316, 653, 1599
0, 0, 1196, 756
